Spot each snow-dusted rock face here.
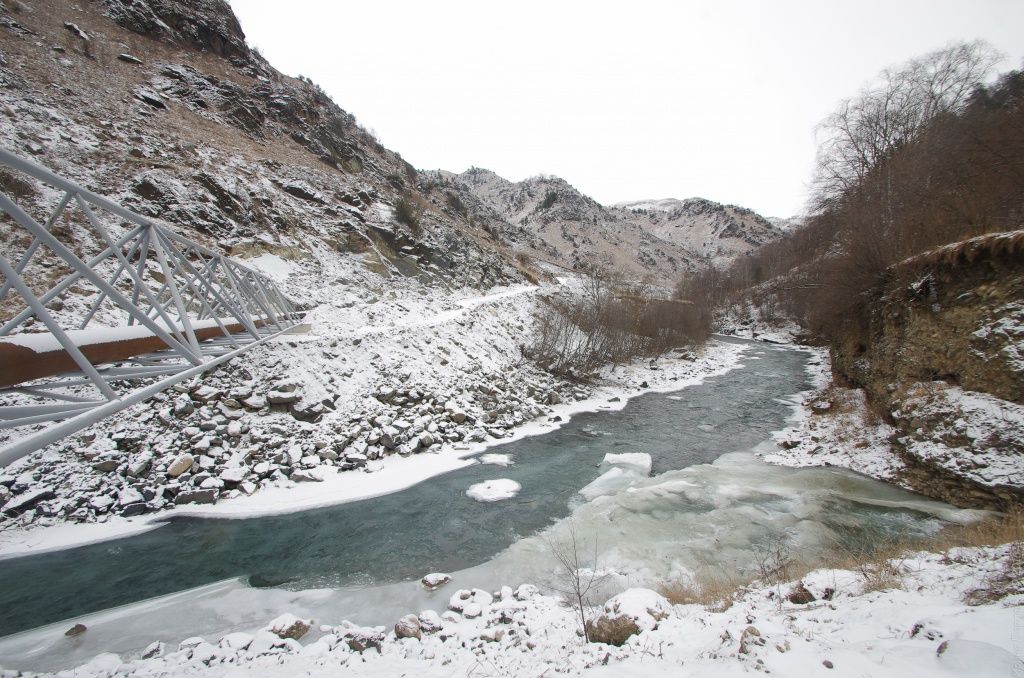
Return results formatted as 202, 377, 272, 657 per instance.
615, 197, 783, 262
0, 0, 528, 317
825, 241, 1024, 509
453, 168, 782, 278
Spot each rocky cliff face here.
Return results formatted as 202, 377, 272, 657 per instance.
832, 232, 1024, 509
0, 0, 527, 308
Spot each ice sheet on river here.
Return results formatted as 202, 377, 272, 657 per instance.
578, 453, 653, 500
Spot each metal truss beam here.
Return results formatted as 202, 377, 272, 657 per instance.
0, 148, 304, 466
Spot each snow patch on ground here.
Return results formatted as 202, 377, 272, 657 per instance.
761, 347, 907, 485
893, 382, 1024, 488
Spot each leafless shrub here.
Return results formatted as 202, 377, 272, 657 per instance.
530, 266, 711, 380
545, 522, 608, 643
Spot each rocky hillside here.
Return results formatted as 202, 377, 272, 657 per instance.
831, 231, 1024, 510
0, 0, 533, 308
454, 168, 782, 281
615, 197, 783, 261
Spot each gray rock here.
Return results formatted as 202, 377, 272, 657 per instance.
173, 395, 194, 417
421, 573, 452, 590
166, 453, 195, 477
92, 458, 119, 473
175, 489, 217, 505
118, 487, 145, 506
291, 468, 325, 482
267, 390, 300, 405
219, 467, 247, 484
2, 487, 55, 516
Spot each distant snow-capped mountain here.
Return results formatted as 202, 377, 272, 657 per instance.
452, 169, 783, 280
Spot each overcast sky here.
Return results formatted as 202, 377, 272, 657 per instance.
230, 0, 1024, 218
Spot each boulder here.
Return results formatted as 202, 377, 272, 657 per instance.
586, 588, 671, 645
2, 487, 55, 516
394, 614, 421, 640
174, 489, 217, 505
219, 632, 253, 651
166, 453, 195, 478
417, 610, 443, 633
266, 613, 312, 640
421, 572, 452, 590
291, 468, 324, 482
141, 641, 164, 659
219, 467, 247, 484
173, 395, 194, 417
448, 588, 493, 612
787, 582, 816, 605
117, 487, 145, 507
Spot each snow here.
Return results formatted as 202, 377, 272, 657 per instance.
478, 453, 513, 466
894, 382, 1024, 487
578, 467, 644, 500
11, 544, 1018, 677
466, 478, 521, 502
761, 347, 908, 485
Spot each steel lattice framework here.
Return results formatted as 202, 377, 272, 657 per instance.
0, 148, 303, 465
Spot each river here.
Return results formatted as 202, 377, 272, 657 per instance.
0, 339, 979, 671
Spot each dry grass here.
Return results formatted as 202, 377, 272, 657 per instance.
658, 511, 1024, 610
659, 571, 751, 612
926, 508, 1024, 550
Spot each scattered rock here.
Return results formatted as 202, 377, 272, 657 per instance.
166, 453, 195, 478
787, 582, 816, 605
174, 489, 217, 505
291, 467, 325, 482
421, 572, 452, 590
2, 487, 55, 516
267, 613, 312, 640
65, 623, 87, 637
394, 614, 421, 640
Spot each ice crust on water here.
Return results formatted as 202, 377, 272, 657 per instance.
478, 453, 513, 466
578, 466, 645, 500
601, 452, 652, 476
578, 452, 653, 500
465, 479, 521, 502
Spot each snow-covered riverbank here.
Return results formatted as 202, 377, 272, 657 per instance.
0, 289, 749, 559
13, 544, 1018, 678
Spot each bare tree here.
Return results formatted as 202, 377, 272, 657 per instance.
545, 521, 608, 643
812, 40, 1001, 207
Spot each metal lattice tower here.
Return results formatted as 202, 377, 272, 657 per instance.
0, 148, 304, 466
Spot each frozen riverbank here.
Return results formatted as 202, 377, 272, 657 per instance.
5, 543, 1018, 678
0, 336, 747, 559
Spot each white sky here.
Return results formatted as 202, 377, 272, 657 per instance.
230, 0, 1024, 218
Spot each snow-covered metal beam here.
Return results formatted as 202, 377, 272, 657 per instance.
0, 148, 303, 465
